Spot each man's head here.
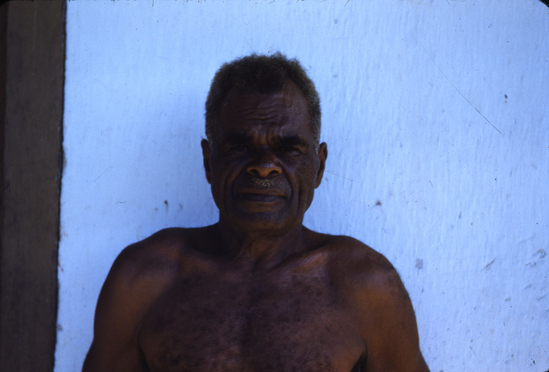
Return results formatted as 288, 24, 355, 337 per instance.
202, 54, 327, 234
205, 53, 321, 148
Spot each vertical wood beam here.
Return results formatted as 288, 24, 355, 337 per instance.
0, 2, 65, 371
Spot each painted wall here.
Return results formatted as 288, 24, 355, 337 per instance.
56, 1, 549, 371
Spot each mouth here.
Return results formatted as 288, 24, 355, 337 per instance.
240, 193, 280, 203
239, 189, 285, 203
234, 176, 289, 204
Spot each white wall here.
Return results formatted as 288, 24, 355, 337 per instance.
56, 1, 549, 371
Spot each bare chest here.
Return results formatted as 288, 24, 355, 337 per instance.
139, 269, 364, 372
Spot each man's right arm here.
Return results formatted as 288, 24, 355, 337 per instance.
83, 233, 180, 372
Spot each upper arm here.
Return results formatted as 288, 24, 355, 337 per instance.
82, 247, 151, 372
82, 235, 181, 372
338, 243, 429, 372
362, 268, 429, 372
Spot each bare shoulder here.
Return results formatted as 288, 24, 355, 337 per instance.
83, 227, 210, 372
319, 234, 410, 318
313, 234, 397, 283
95, 226, 218, 319
112, 228, 196, 277
317, 234, 430, 371
108, 225, 217, 283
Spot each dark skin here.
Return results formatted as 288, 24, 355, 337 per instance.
83, 81, 430, 372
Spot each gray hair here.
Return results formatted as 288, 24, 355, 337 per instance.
205, 53, 321, 146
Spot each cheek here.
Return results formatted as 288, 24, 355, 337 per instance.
209, 159, 241, 197
208, 160, 226, 199
293, 161, 320, 199
299, 157, 320, 182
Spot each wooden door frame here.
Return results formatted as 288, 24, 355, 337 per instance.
0, 2, 65, 371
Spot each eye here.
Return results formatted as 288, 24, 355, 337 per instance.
278, 146, 302, 155
226, 145, 250, 157
281, 146, 298, 152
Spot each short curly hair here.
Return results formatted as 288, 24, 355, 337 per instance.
205, 53, 321, 146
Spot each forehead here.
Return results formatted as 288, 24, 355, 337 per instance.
217, 81, 312, 138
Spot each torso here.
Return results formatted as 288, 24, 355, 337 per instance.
137, 228, 368, 372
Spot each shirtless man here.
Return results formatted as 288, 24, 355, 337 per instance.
83, 53, 430, 372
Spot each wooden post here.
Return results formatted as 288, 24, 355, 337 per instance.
0, 2, 65, 371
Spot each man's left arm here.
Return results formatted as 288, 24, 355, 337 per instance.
342, 246, 429, 372
363, 268, 429, 372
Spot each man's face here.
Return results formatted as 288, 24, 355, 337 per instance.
201, 81, 327, 234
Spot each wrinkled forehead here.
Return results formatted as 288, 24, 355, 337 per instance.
216, 81, 312, 137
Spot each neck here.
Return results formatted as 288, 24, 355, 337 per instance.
213, 219, 309, 269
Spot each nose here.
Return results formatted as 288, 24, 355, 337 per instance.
246, 150, 282, 178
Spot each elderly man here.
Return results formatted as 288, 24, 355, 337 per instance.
83, 53, 430, 372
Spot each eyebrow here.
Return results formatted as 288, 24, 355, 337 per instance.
223, 133, 308, 147
223, 132, 254, 145
275, 135, 308, 148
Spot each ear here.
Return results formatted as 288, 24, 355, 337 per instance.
201, 139, 212, 184
314, 142, 327, 188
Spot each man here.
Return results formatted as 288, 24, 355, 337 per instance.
83, 53, 430, 372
